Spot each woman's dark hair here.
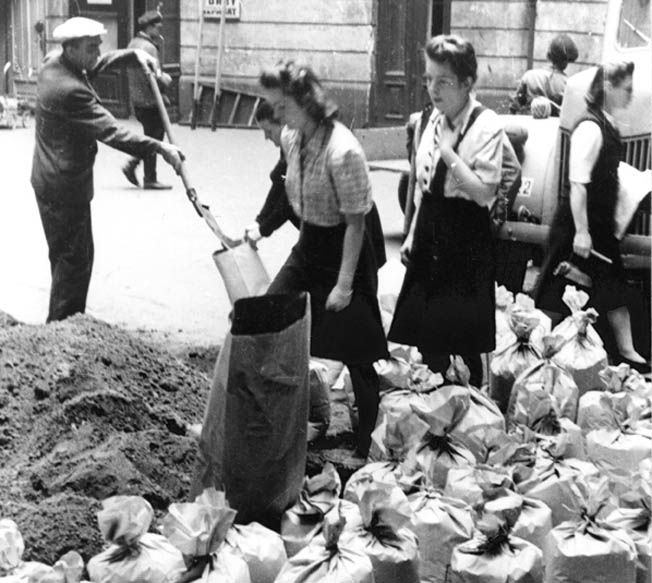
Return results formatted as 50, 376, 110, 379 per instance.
586, 60, 635, 110
259, 60, 338, 123
424, 35, 478, 83
547, 34, 579, 71
254, 99, 280, 124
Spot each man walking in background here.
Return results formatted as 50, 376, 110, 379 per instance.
122, 10, 173, 189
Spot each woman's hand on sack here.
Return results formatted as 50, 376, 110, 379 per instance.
326, 284, 353, 312
573, 231, 592, 258
244, 222, 262, 247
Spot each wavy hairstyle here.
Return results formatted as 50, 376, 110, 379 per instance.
259, 60, 338, 124
586, 60, 634, 110
424, 34, 478, 83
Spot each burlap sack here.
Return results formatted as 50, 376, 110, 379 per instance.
407, 489, 474, 583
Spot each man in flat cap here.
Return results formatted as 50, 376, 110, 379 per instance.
31, 16, 184, 323
122, 10, 172, 189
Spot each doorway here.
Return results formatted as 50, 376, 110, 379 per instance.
372, 0, 451, 126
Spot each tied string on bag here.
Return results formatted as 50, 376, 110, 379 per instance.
541, 334, 566, 361
323, 511, 347, 556
470, 515, 516, 557
293, 463, 342, 522
561, 477, 612, 537
530, 398, 562, 435
411, 390, 470, 460
358, 484, 412, 545
600, 393, 652, 443
96, 496, 154, 565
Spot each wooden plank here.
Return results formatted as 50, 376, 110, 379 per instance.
247, 97, 261, 126
182, 0, 374, 24
181, 48, 373, 82
180, 21, 373, 52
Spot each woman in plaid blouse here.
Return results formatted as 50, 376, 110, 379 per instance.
259, 61, 388, 456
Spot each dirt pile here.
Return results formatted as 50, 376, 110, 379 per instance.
0, 313, 210, 564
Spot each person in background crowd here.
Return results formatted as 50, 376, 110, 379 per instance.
389, 35, 504, 387
509, 34, 579, 117
259, 60, 388, 457
535, 61, 650, 373
243, 100, 299, 245
31, 17, 183, 323
122, 9, 173, 189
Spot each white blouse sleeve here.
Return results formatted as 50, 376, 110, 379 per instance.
569, 120, 603, 184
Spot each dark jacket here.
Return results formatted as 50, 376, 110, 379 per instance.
126, 32, 164, 108
255, 155, 300, 237
31, 50, 161, 202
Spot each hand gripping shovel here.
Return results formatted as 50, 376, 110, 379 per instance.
145, 68, 270, 304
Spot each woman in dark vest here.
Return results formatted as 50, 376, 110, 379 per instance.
536, 61, 649, 372
258, 61, 388, 456
389, 35, 505, 387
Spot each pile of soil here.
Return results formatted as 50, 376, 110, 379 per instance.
0, 312, 211, 564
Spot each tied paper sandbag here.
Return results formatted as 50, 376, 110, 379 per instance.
449, 514, 544, 583
529, 398, 586, 460
160, 488, 250, 583
87, 496, 185, 583
409, 393, 477, 490
444, 466, 515, 509
348, 413, 423, 497
275, 510, 374, 583
490, 310, 543, 414
190, 293, 310, 530
545, 477, 638, 583
407, 489, 474, 583
281, 464, 362, 558
516, 437, 599, 526
606, 465, 652, 583
367, 352, 444, 462
482, 490, 553, 560
341, 483, 419, 583
578, 364, 652, 432
507, 334, 579, 427
552, 286, 608, 395
495, 290, 552, 353
585, 394, 652, 473
225, 523, 287, 583
425, 357, 505, 461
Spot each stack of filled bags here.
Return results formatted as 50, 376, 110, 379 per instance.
0, 519, 85, 583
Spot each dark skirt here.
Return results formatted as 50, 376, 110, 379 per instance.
267, 213, 388, 365
389, 193, 496, 355
535, 198, 628, 317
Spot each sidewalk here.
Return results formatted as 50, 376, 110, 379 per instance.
0, 120, 404, 347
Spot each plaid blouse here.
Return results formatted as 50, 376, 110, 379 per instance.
281, 121, 373, 227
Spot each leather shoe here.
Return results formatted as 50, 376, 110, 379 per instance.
143, 181, 172, 190
122, 164, 139, 187
616, 354, 652, 374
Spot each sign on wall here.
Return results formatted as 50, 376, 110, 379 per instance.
204, 0, 241, 20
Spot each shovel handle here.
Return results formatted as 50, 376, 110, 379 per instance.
144, 67, 239, 248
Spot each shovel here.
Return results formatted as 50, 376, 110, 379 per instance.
145, 67, 270, 304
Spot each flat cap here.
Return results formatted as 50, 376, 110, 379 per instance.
138, 10, 163, 29
52, 17, 107, 42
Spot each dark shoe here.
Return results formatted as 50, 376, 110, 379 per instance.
143, 181, 172, 190
617, 354, 652, 374
122, 164, 139, 187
